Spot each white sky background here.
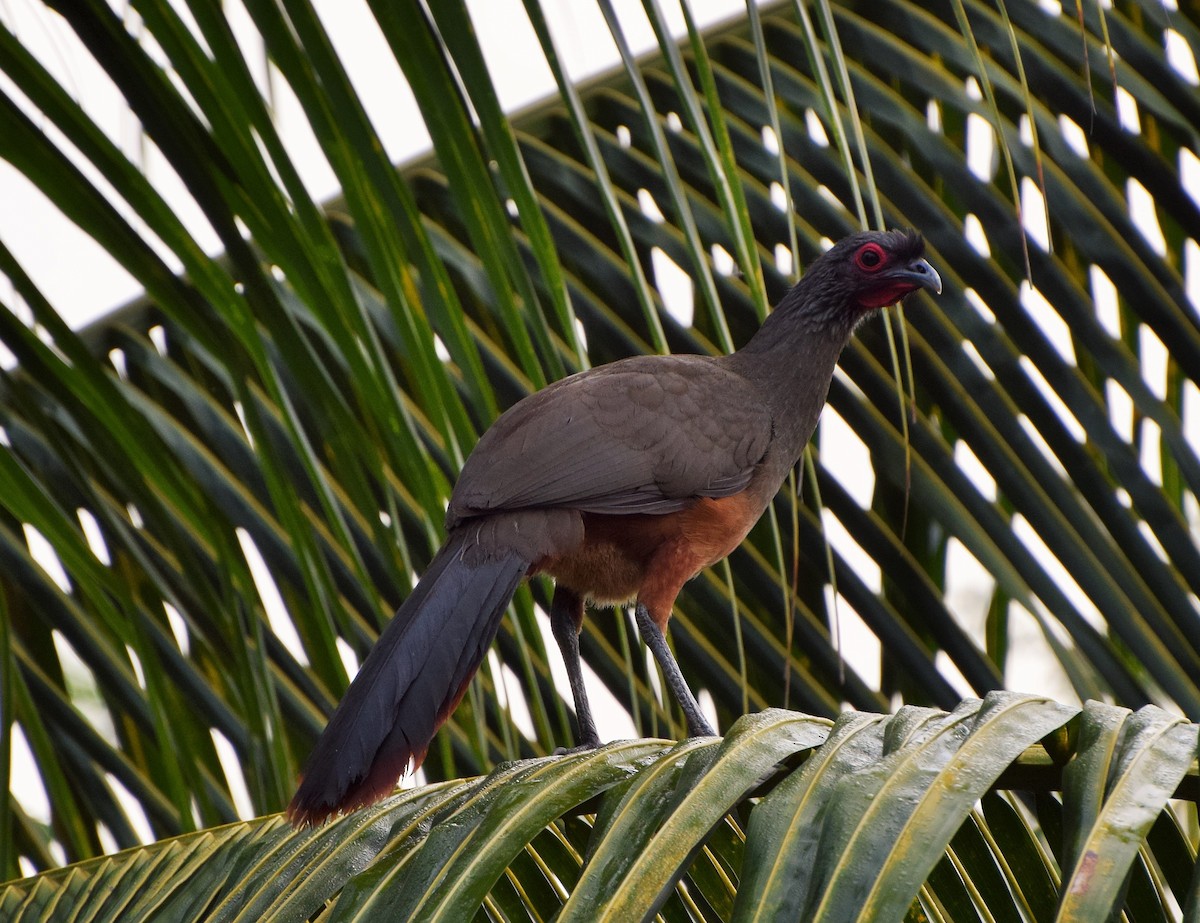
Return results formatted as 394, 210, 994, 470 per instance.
2, 0, 1200, 846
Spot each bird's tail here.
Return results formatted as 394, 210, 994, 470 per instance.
287, 532, 529, 826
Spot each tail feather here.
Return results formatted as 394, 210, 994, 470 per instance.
287, 532, 529, 826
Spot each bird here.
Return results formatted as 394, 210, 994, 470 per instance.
287, 228, 941, 826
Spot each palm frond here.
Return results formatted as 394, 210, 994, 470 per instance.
3, 700, 1197, 920
0, 0, 1196, 906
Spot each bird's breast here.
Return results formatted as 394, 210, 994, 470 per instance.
531, 491, 766, 609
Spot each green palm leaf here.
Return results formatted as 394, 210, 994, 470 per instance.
2, 702, 1196, 920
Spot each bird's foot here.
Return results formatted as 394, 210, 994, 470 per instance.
553, 736, 602, 757
686, 717, 717, 738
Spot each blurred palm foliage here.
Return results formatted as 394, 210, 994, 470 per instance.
1, 0, 1199, 917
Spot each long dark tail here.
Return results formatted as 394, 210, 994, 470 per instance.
287, 532, 529, 826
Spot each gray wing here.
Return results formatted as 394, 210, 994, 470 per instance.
446, 354, 772, 527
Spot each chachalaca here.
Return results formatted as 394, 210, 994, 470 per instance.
288, 228, 941, 826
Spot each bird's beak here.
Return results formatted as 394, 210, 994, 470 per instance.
857, 256, 943, 310
897, 258, 942, 295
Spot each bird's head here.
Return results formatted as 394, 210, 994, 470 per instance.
817, 229, 942, 313
740, 229, 941, 353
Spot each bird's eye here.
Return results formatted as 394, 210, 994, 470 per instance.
855, 244, 885, 271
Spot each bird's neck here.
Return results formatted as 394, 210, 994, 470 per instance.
722, 297, 865, 477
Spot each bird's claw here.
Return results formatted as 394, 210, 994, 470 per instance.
688, 721, 717, 738
553, 738, 602, 757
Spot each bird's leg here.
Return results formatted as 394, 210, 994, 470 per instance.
634, 603, 716, 738
549, 586, 602, 750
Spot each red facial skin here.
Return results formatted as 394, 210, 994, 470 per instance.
858, 282, 923, 309
852, 241, 925, 309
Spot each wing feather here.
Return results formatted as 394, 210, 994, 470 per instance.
447, 355, 772, 526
